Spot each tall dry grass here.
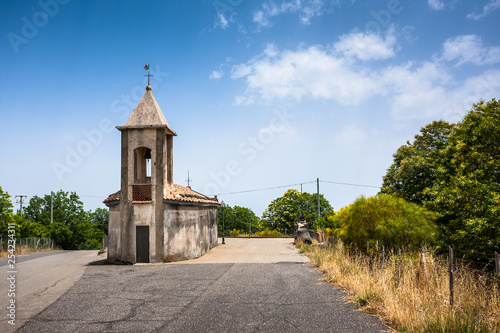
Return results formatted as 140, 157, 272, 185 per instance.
297, 240, 500, 332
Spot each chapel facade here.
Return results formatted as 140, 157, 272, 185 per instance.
103, 84, 219, 264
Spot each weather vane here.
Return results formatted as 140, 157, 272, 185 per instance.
144, 63, 153, 86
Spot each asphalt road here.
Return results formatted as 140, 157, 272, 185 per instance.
5, 239, 387, 332
0, 250, 103, 333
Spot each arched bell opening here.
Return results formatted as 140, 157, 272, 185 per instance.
132, 146, 153, 202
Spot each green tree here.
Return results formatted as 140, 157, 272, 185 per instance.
426, 99, 500, 258
0, 186, 15, 236
89, 208, 109, 234
261, 189, 334, 232
24, 190, 107, 249
218, 204, 259, 236
381, 99, 500, 261
333, 194, 438, 252
381, 120, 454, 205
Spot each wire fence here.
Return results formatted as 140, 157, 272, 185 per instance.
315, 230, 500, 304
0, 237, 55, 256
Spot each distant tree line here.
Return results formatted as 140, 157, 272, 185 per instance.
0, 188, 107, 250
218, 188, 334, 236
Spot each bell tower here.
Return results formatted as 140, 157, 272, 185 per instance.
115, 84, 177, 263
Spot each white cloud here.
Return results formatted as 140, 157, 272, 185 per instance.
231, 64, 253, 79
230, 40, 500, 121
253, 0, 329, 28
467, 0, 500, 20
215, 14, 229, 29
428, 0, 445, 11
264, 43, 279, 57
334, 27, 398, 61
233, 46, 380, 104
441, 35, 500, 66
209, 70, 224, 80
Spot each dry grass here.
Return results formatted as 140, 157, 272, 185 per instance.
0, 246, 56, 258
297, 241, 500, 333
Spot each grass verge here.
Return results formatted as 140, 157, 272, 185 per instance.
296, 241, 500, 332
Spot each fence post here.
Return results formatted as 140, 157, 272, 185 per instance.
382, 245, 385, 263
416, 246, 427, 289
397, 248, 401, 286
449, 247, 454, 307
495, 252, 500, 298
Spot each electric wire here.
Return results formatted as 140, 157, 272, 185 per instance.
321, 180, 380, 189
216, 181, 316, 196
216, 179, 379, 196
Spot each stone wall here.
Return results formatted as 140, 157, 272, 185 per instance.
163, 204, 218, 261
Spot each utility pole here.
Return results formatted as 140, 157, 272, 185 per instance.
51, 191, 54, 223
222, 201, 225, 244
317, 178, 320, 221
15, 195, 27, 215
249, 209, 252, 238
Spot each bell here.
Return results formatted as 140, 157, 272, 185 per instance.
143, 149, 151, 159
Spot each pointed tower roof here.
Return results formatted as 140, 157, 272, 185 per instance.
116, 86, 177, 135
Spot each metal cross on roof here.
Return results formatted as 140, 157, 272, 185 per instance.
144, 64, 154, 86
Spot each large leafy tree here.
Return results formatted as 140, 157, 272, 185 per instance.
381, 120, 454, 205
333, 194, 438, 252
426, 99, 500, 258
261, 189, 333, 232
381, 99, 500, 260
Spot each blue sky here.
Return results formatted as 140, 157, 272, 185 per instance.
1, 0, 499, 216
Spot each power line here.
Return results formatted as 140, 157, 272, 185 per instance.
217, 179, 380, 196
321, 180, 380, 189
216, 181, 316, 196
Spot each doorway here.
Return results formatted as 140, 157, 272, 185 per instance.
136, 226, 150, 263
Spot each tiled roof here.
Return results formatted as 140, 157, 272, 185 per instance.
116, 86, 177, 136
103, 190, 120, 204
102, 184, 219, 206
164, 183, 220, 205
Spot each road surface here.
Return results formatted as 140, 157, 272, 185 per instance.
2, 239, 387, 332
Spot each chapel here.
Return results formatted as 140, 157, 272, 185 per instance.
103, 84, 219, 263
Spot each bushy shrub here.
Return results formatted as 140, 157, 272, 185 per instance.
253, 229, 284, 237
229, 229, 240, 237
333, 194, 438, 252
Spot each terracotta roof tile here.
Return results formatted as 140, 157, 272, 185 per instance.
103, 184, 219, 205
164, 183, 220, 205
103, 190, 120, 204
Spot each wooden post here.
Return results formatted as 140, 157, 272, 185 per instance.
382, 245, 385, 262
398, 248, 401, 286
495, 252, 500, 298
449, 247, 454, 307
418, 247, 426, 288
